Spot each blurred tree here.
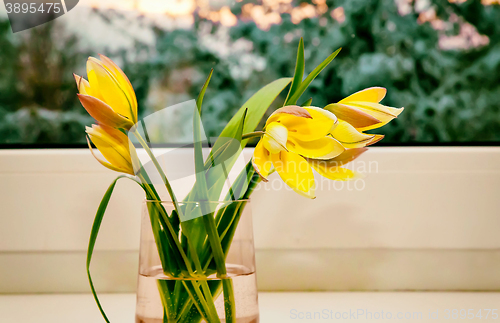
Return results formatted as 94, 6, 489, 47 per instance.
149, 0, 500, 143
1, 0, 499, 144
0, 21, 92, 144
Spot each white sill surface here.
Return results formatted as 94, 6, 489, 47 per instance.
1, 292, 500, 322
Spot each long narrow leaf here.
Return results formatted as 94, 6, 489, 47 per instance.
196, 69, 213, 115
194, 69, 213, 201
199, 78, 290, 201
205, 108, 248, 201
284, 38, 305, 106
287, 48, 342, 105
87, 174, 142, 323
301, 97, 313, 107
214, 77, 291, 153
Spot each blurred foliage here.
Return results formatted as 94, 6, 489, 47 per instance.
0, 20, 92, 144
1, 0, 499, 145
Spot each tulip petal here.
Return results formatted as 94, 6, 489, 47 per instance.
309, 159, 360, 181
331, 120, 375, 148
86, 125, 134, 175
98, 54, 138, 119
339, 87, 387, 104
288, 135, 344, 160
252, 141, 273, 181
324, 103, 381, 128
263, 122, 288, 154
307, 148, 367, 181
267, 106, 336, 141
87, 137, 132, 174
89, 135, 131, 172
304, 106, 338, 133
78, 94, 134, 129
74, 74, 92, 95
272, 150, 316, 199
366, 134, 385, 146
268, 105, 312, 120
87, 58, 135, 122
328, 148, 368, 167
93, 124, 131, 149
348, 102, 404, 131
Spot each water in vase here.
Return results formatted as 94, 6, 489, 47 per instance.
136, 264, 259, 323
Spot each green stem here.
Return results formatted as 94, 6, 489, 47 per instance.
132, 130, 182, 216
202, 215, 227, 277
135, 130, 222, 321
181, 281, 210, 322
241, 131, 264, 141
222, 278, 236, 323
202, 213, 236, 323
157, 280, 175, 322
137, 173, 196, 277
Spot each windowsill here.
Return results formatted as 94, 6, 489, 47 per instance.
1, 292, 500, 322
1, 147, 500, 292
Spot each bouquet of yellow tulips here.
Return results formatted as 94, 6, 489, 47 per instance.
77, 39, 403, 323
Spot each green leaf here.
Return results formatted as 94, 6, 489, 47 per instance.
196, 69, 213, 115
287, 48, 342, 105
216, 77, 292, 149
203, 77, 291, 180
87, 174, 142, 323
184, 69, 215, 267
194, 69, 213, 201
198, 77, 290, 201
285, 38, 305, 106
301, 97, 313, 107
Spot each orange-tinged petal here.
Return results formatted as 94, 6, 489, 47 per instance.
366, 134, 385, 146
252, 141, 273, 181
267, 106, 336, 141
327, 148, 368, 167
288, 136, 344, 160
267, 105, 312, 120
98, 54, 138, 119
87, 58, 136, 122
324, 103, 381, 128
78, 94, 134, 129
271, 150, 316, 199
309, 160, 360, 181
347, 102, 404, 131
328, 87, 404, 130
331, 120, 375, 148
339, 87, 387, 104
73, 74, 92, 95
307, 148, 367, 181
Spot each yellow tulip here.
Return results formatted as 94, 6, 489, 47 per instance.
325, 87, 404, 147
252, 88, 403, 198
86, 124, 135, 175
74, 54, 137, 129
308, 148, 367, 181
252, 105, 346, 199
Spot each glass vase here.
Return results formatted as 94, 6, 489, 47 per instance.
135, 200, 259, 323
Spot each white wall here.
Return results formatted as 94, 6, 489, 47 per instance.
0, 147, 499, 293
